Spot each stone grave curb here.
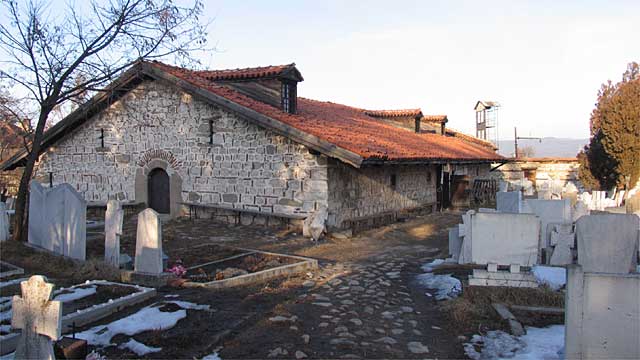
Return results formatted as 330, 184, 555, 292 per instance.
0, 261, 24, 279
182, 248, 318, 289
60, 280, 156, 333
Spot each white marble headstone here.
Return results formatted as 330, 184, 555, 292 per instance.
576, 214, 639, 274
11, 275, 62, 360
134, 208, 163, 274
496, 191, 522, 213
28, 182, 86, 260
104, 200, 124, 268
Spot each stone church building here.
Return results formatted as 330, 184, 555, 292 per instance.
1, 61, 502, 231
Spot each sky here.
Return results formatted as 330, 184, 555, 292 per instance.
196, 0, 640, 140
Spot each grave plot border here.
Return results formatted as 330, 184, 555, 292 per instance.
0, 261, 24, 279
182, 247, 318, 289
0, 280, 155, 355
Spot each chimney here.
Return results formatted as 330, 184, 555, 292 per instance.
414, 116, 421, 133
441, 122, 446, 136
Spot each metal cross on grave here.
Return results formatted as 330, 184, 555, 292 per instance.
11, 275, 62, 360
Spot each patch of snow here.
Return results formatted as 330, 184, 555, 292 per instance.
0, 352, 14, 360
164, 294, 180, 298
76, 304, 187, 346
421, 259, 445, 272
203, 352, 222, 360
0, 278, 27, 289
54, 285, 97, 302
464, 325, 564, 360
119, 339, 161, 356
415, 273, 461, 300
0, 324, 12, 333
532, 266, 566, 290
169, 300, 211, 311
0, 308, 11, 323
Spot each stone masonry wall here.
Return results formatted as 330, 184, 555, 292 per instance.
35, 79, 328, 219
327, 161, 437, 230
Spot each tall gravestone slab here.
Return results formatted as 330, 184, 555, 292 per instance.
45, 184, 86, 260
448, 226, 462, 261
470, 212, 540, 266
457, 210, 474, 264
576, 214, 639, 274
27, 182, 86, 260
104, 200, 124, 268
0, 202, 9, 241
28, 181, 47, 248
134, 208, 163, 274
523, 199, 572, 256
496, 191, 522, 213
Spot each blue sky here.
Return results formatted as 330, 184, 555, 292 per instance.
200, 0, 640, 140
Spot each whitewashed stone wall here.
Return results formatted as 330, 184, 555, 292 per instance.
491, 159, 581, 192
327, 161, 437, 230
36, 80, 328, 218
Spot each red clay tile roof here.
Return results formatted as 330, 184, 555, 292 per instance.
364, 109, 422, 118
154, 61, 300, 82
422, 115, 448, 123
149, 61, 502, 162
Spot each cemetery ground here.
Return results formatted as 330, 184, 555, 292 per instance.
1, 211, 565, 359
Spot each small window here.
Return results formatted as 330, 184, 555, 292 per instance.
426, 170, 431, 182
390, 174, 397, 189
281, 81, 297, 114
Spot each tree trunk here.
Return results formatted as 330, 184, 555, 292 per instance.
11, 105, 52, 242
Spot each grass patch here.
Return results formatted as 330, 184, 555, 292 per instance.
441, 285, 564, 335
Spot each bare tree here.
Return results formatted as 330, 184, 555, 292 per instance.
518, 145, 536, 159
0, 0, 209, 241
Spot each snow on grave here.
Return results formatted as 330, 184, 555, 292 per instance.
416, 259, 461, 301
464, 325, 564, 360
1, 280, 156, 355
76, 300, 210, 353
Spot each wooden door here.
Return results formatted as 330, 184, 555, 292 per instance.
148, 168, 170, 214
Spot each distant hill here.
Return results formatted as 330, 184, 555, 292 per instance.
497, 138, 588, 158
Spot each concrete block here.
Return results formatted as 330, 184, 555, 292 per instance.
487, 263, 498, 272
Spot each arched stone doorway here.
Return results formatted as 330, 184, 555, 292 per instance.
147, 168, 170, 214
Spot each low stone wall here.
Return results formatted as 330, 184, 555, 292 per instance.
492, 158, 581, 192
181, 204, 304, 230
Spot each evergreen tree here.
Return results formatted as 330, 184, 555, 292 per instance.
579, 62, 640, 191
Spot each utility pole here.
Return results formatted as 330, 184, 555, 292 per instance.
514, 127, 542, 158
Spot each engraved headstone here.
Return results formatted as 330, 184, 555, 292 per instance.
104, 200, 124, 267
11, 275, 62, 360
134, 208, 163, 274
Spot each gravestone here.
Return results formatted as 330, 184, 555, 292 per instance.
576, 214, 639, 274
6, 197, 15, 210
11, 275, 62, 360
549, 224, 575, 265
496, 191, 522, 213
448, 226, 462, 261
572, 200, 590, 223
28, 182, 86, 260
0, 202, 9, 241
457, 210, 474, 264
45, 184, 86, 260
134, 208, 163, 274
469, 212, 540, 266
104, 200, 124, 268
565, 265, 640, 359
28, 181, 47, 248
523, 199, 572, 255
